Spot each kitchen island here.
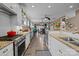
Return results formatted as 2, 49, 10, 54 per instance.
48, 31, 79, 56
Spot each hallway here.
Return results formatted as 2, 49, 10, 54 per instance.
24, 33, 51, 56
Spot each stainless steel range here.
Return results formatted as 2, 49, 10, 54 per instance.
13, 35, 26, 56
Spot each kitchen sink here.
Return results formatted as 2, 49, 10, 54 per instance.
60, 37, 79, 46
63, 37, 74, 41
60, 37, 74, 41
70, 41, 79, 46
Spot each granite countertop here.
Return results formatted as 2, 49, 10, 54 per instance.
0, 32, 30, 50
49, 33, 79, 52
0, 41, 13, 50
0, 35, 23, 50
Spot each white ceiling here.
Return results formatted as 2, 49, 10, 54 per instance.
25, 3, 79, 23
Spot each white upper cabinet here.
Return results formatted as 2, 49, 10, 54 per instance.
4, 3, 23, 26
15, 4, 22, 25
0, 3, 23, 29
0, 3, 22, 15
2, 3, 17, 14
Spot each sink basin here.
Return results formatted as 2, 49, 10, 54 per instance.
69, 41, 79, 46
60, 37, 74, 41
61, 37, 79, 46
63, 37, 74, 41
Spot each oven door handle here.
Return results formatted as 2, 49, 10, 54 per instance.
16, 39, 25, 47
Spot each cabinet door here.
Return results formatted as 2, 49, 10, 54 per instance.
2, 3, 16, 13
27, 33, 30, 45
10, 4, 21, 14
3, 48, 13, 56
48, 35, 53, 55
51, 37, 79, 56
3, 3, 11, 8
25, 33, 30, 49
48, 35, 61, 56
48, 34, 79, 56
7, 3, 16, 13
0, 43, 13, 56
30, 31, 33, 39
58, 41, 79, 56
51, 37, 63, 56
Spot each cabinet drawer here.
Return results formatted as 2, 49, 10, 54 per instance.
59, 43, 79, 56
53, 39, 79, 56
0, 43, 13, 56
25, 33, 30, 49
48, 35, 79, 56
48, 36, 62, 56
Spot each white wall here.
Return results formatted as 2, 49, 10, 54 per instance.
0, 12, 11, 36
65, 10, 76, 18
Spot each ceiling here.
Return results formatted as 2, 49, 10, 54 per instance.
25, 3, 79, 23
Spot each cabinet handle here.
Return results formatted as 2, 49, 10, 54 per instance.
3, 49, 8, 54
59, 50, 62, 54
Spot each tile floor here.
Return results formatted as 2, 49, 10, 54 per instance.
24, 33, 51, 56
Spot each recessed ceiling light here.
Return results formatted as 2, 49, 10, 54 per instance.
48, 5, 52, 8
32, 5, 35, 8
69, 5, 73, 8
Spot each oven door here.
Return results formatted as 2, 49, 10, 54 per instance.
15, 39, 25, 56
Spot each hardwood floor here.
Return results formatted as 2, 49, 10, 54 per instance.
24, 33, 51, 56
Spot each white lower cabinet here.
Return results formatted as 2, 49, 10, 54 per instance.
30, 31, 33, 39
48, 36, 53, 55
25, 32, 30, 49
48, 36, 63, 56
48, 35, 79, 56
59, 42, 79, 56
0, 43, 13, 56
